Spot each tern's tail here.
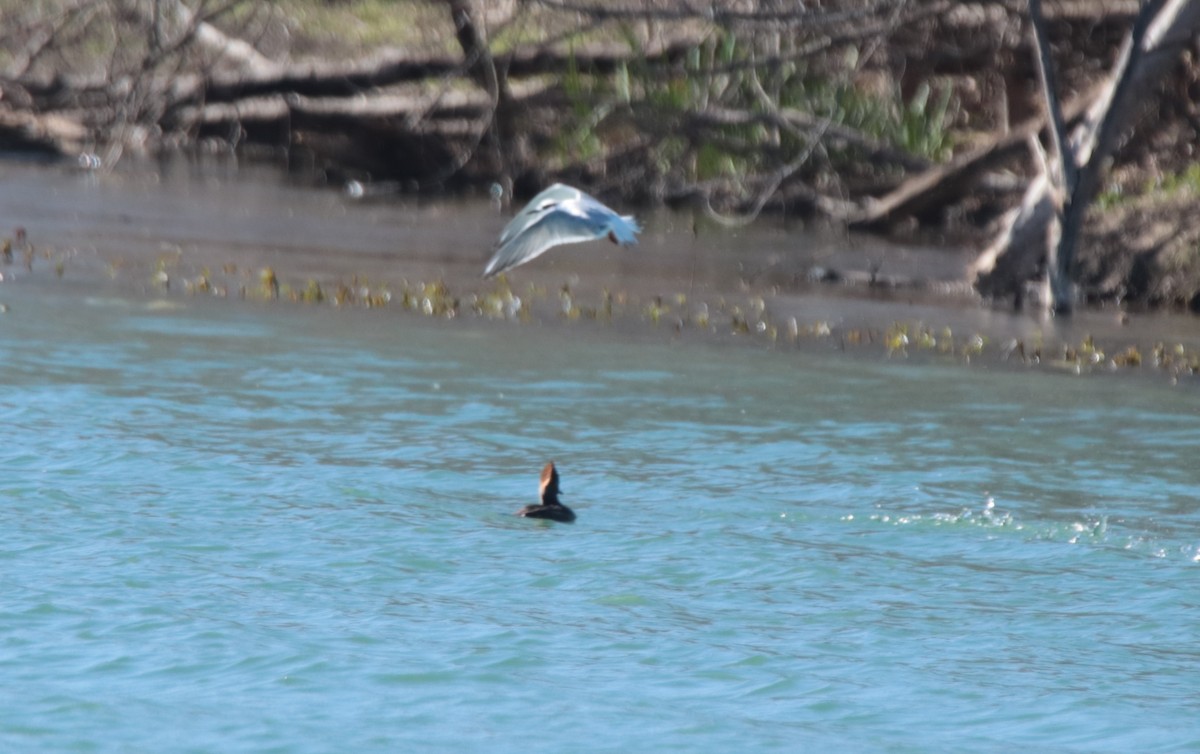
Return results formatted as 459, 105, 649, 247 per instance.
613, 215, 641, 246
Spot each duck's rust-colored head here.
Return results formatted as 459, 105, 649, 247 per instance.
539, 461, 561, 505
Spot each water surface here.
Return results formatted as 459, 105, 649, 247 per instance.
1, 278, 1198, 752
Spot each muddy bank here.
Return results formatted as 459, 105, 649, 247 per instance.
6, 1, 1200, 311
2, 157, 1198, 384
0, 4, 1128, 189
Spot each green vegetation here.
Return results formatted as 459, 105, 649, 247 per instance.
2, 0, 960, 202
555, 27, 959, 192
1096, 162, 1200, 209
1148, 162, 1200, 196
268, 0, 449, 55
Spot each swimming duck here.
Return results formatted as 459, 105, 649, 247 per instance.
483, 183, 641, 278
515, 462, 576, 523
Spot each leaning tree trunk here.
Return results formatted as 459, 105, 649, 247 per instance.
444, 0, 528, 192
971, 0, 1200, 314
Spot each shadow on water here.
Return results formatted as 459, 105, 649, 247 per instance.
1, 154, 1199, 380
0, 153, 968, 286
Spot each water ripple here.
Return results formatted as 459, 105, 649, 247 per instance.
1, 284, 1198, 752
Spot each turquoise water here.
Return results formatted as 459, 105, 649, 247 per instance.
1, 279, 1198, 752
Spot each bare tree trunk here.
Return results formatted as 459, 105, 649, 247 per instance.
973, 0, 1200, 314
444, 0, 527, 191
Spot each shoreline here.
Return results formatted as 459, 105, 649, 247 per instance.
2, 157, 1199, 385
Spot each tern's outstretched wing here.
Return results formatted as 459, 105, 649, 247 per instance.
496, 184, 584, 248
483, 203, 609, 278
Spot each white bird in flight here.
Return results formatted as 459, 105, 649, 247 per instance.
483, 183, 641, 278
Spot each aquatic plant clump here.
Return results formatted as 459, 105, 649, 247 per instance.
6, 217, 1194, 384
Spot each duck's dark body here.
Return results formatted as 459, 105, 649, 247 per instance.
516, 462, 575, 523
517, 503, 576, 523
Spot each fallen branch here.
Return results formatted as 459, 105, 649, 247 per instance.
171, 34, 701, 108
974, 0, 1200, 312
0, 107, 88, 155
853, 80, 1107, 229
686, 105, 931, 173
180, 80, 556, 130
